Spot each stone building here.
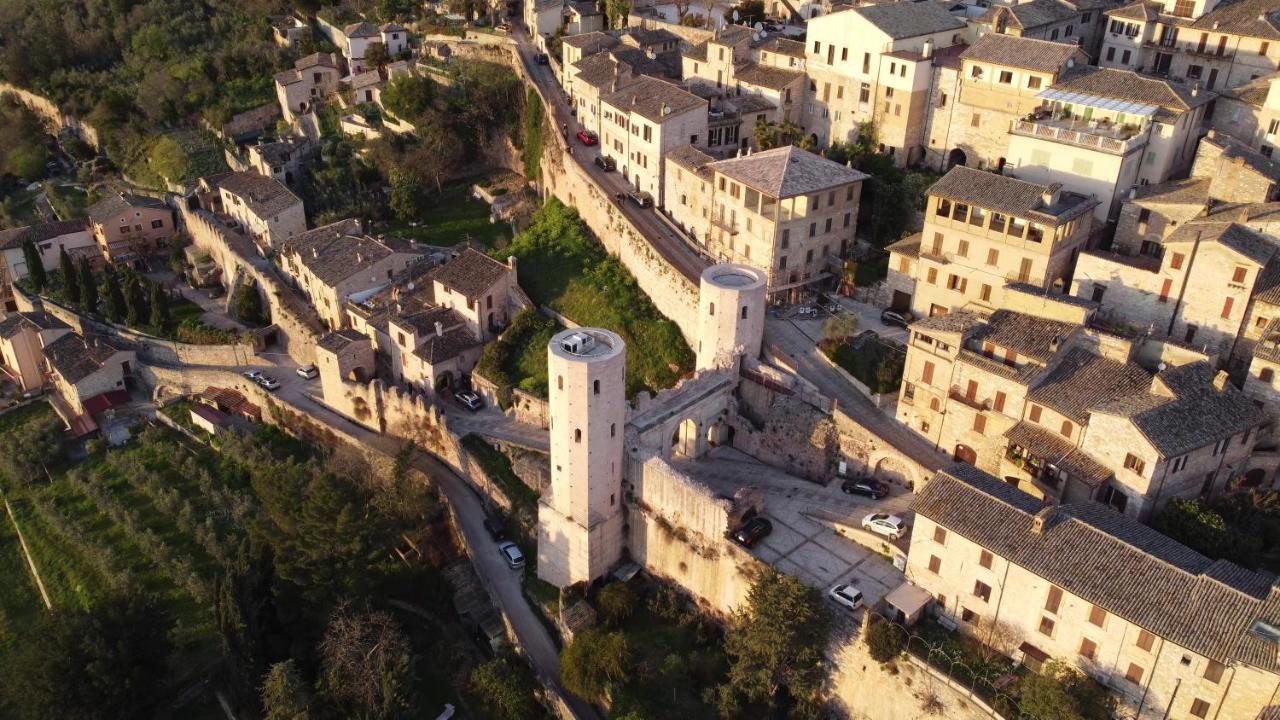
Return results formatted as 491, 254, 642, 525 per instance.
0, 220, 97, 310
801, 2, 969, 165
211, 172, 307, 250
662, 144, 868, 301
1099, 0, 1280, 91
273, 52, 342, 121
908, 463, 1280, 720
682, 25, 805, 134
896, 294, 1264, 520
1004, 66, 1214, 221
695, 264, 767, 372
0, 310, 70, 392
977, 0, 1115, 57
599, 76, 708, 204
1212, 73, 1280, 157
86, 193, 174, 266
924, 33, 1088, 172
886, 165, 1097, 319
42, 332, 135, 420
566, 44, 679, 143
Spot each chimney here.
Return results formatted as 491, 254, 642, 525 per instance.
1031, 506, 1058, 535
312, 246, 319, 258
1214, 370, 1229, 391
507, 255, 517, 273
922, 38, 934, 60
1041, 183, 1062, 208
434, 320, 444, 337
1240, 207, 1252, 223
1049, 334, 1060, 353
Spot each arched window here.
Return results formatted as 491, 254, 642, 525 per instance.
574, 428, 582, 443
709, 301, 716, 316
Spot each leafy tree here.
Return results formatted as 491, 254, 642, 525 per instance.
364, 41, 390, 69
864, 618, 906, 662
104, 264, 126, 323
725, 0, 766, 24
380, 75, 434, 121
522, 87, 545, 180
149, 281, 169, 330
822, 313, 859, 344
236, 282, 268, 326
216, 539, 276, 713
469, 656, 540, 720
77, 256, 97, 312
125, 274, 148, 328
1019, 660, 1116, 720
604, 0, 631, 28
0, 410, 62, 485
21, 238, 45, 292
597, 582, 638, 626
318, 603, 418, 719
560, 628, 632, 702
1154, 497, 1262, 568
7, 594, 172, 720
59, 246, 79, 306
261, 660, 313, 720
721, 569, 830, 709
388, 168, 424, 222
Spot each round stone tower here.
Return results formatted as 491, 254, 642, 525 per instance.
537, 328, 627, 587
696, 264, 768, 372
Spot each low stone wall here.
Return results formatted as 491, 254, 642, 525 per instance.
510, 387, 549, 428
832, 411, 929, 492
736, 372, 839, 482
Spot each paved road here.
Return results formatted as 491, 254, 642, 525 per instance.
446, 406, 550, 452
509, 27, 710, 284
765, 318, 948, 474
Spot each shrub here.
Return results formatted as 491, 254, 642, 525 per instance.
865, 618, 907, 662
596, 582, 637, 626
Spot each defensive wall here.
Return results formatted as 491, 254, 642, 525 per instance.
1, 81, 102, 150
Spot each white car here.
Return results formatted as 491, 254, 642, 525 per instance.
862, 512, 908, 540
242, 370, 262, 381
296, 364, 318, 380
256, 375, 281, 391
498, 541, 525, 569
829, 583, 864, 612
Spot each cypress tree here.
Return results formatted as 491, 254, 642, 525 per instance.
125, 275, 147, 328
60, 247, 79, 306
77, 257, 97, 313
149, 282, 169, 330
104, 265, 126, 324
22, 239, 46, 292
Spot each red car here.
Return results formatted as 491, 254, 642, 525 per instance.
576, 129, 598, 146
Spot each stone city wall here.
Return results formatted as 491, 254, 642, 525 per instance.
832, 410, 930, 492
1, 81, 102, 150
627, 507, 761, 616
631, 455, 737, 541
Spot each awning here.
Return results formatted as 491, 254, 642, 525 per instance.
884, 582, 932, 618
1037, 88, 1157, 118
1019, 641, 1050, 664
81, 389, 130, 415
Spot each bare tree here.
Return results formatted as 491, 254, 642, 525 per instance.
970, 616, 1021, 665
318, 602, 418, 718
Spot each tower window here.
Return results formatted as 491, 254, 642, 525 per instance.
741, 306, 748, 319
574, 429, 582, 443
709, 302, 715, 316
594, 379, 600, 395
557, 375, 563, 390
611, 423, 616, 437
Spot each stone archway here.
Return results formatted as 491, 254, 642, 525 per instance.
947, 148, 967, 169
871, 452, 925, 492
673, 418, 700, 458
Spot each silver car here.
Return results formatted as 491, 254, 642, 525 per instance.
829, 583, 864, 612
862, 512, 908, 540
498, 541, 525, 569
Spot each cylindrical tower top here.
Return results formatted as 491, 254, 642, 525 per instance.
700, 264, 767, 292
549, 328, 626, 365
697, 264, 767, 372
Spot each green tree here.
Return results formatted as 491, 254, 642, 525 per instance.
559, 628, 631, 702
380, 75, 434, 121
388, 167, 424, 222
0, 410, 62, 484
318, 604, 418, 719
1154, 497, 1262, 567
261, 660, 313, 720
364, 41, 390, 69
59, 246, 79, 306
604, 0, 632, 28
149, 281, 169, 330
597, 582, 638, 626
522, 87, 545, 181
469, 656, 540, 720
21, 238, 45, 292
721, 569, 830, 708
125, 274, 148, 328
235, 282, 268, 326
104, 264, 126, 323
5, 144, 47, 179
821, 313, 859, 344
724, 0, 766, 24
1019, 660, 1116, 720
216, 539, 276, 713
7, 594, 172, 720
864, 619, 906, 662
77, 256, 97, 313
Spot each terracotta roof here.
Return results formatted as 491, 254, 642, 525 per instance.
914, 464, 1280, 673
1199, 133, 1280, 181
1050, 66, 1215, 114
734, 63, 805, 91
191, 404, 229, 426
413, 325, 482, 364
665, 144, 716, 175
1004, 421, 1113, 487
1217, 71, 1274, 107
981, 0, 1078, 30
217, 172, 302, 219
317, 328, 368, 353
297, 52, 340, 70
430, 249, 509, 300
928, 166, 1096, 223
886, 233, 921, 259
910, 310, 986, 335
1163, 221, 1276, 265
1132, 176, 1211, 205
601, 76, 706, 123
0, 311, 68, 338
42, 333, 126, 384
0, 219, 89, 250
1106, 0, 1160, 21
86, 193, 168, 224
1187, 0, 1280, 40
960, 33, 1083, 73
561, 31, 620, 51
759, 37, 806, 58
709, 146, 869, 198
344, 21, 380, 38
1025, 346, 1152, 424
971, 309, 1079, 364
849, 1, 966, 39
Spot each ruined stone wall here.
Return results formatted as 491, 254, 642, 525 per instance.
832, 410, 929, 491
734, 375, 839, 482
1, 82, 102, 150
626, 508, 761, 616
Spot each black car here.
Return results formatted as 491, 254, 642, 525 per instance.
880, 309, 913, 329
733, 517, 773, 547
535, 52, 549, 65
593, 155, 616, 172
454, 390, 483, 411
841, 477, 889, 499
484, 517, 506, 541
627, 190, 654, 208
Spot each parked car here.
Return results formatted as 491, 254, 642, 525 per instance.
880, 309, 914, 329
296, 364, 319, 380
454, 390, 483, 411
576, 129, 598, 145
841, 477, 889, 499
862, 512, 908, 540
732, 516, 773, 547
484, 517, 506, 541
535, 52, 549, 65
498, 541, 525, 569
627, 190, 653, 208
242, 370, 262, 381
594, 155, 616, 171
828, 583, 864, 612
256, 375, 281, 391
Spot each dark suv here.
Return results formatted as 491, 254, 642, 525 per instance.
841, 477, 889, 499
627, 190, 653, 208
594, 155, 616, 172
732, 516, 773, 547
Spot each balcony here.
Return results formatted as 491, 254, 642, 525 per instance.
1011, 116, 1144, 156
710, 215, 740, 235
1004, 446, 1063, 490
1180, 43, 1233, 61
948, 386, 991, 411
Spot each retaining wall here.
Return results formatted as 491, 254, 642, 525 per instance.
1, 81, 102, 150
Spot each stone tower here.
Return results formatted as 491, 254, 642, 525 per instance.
696, 264, 767, 372
537, 328, 627, 588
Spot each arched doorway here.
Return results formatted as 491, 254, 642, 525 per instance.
1242, 468, 1268, 488
673, 418, 700, 458
947, 148, 967, 169
954, 444, 977, 465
